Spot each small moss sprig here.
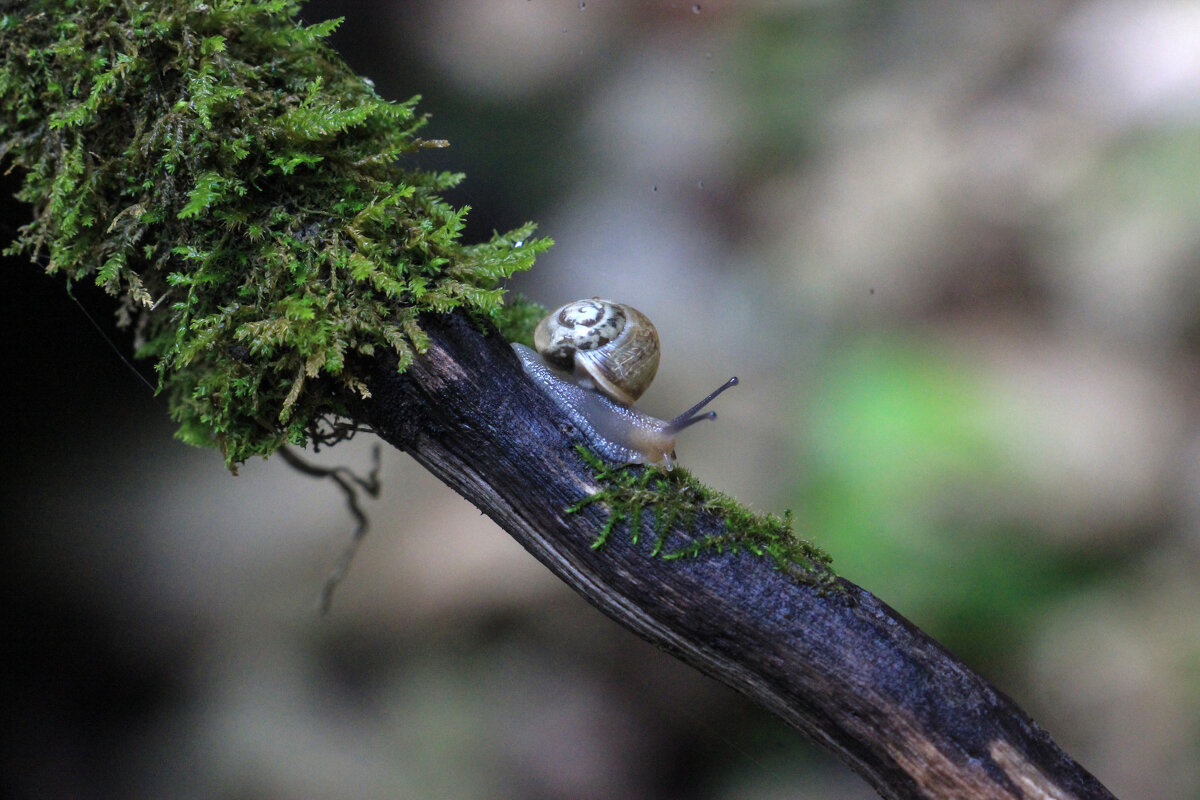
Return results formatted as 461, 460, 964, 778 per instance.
0, 0, 549, 468
568, 447, 840, 593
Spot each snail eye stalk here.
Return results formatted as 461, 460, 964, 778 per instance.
667, 376, 738, 433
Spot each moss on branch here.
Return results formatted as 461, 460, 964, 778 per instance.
570, 447, 840, 593
0, 0, 549, 467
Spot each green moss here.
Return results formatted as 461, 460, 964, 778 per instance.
0, 0, 550, 468
569, 447, 841, 593
488, 291, 546, 349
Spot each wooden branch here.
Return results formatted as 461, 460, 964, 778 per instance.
360, 311, 1116, 800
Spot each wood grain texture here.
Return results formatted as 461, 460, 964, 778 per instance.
360, 311, 1116, 800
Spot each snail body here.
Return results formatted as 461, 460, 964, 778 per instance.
513, 298, 737, 469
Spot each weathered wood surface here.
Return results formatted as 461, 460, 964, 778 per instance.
361, 311, 1116, 800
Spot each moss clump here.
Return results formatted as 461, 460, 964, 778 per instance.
569, 447, 840, 593
0, 0, 549, 468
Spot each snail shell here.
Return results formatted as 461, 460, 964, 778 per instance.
532, 298, 659, 405
514, 298, 736, 469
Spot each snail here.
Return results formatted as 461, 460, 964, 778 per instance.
511, 298, 737, 469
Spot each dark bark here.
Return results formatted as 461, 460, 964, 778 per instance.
360, 311, 1116, 800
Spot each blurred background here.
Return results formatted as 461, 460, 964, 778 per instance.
5, 1, 1200, 798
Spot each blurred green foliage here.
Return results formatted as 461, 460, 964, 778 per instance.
796, 336, 1116, 665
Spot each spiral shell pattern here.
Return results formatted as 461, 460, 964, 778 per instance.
533, 298, 660, 405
